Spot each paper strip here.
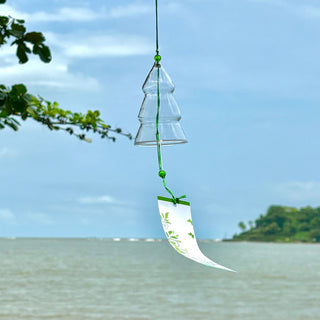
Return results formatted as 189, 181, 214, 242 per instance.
158, 196, 234, 272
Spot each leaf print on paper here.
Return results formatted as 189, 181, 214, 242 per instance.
160, 212, 171, 225
166, 230, 188, 255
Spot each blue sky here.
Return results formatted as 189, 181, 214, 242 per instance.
1, 0, 320, 238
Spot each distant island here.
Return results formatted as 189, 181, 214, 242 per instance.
233, 205, 320, 243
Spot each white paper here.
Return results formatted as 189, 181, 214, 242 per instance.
158, 196, 234, 272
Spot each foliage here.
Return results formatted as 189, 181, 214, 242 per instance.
233, 205, 320, 243
0, 84, 132, 142
0, 1, 51, 64
238, 221, 247, 232
0, 0, 131, 142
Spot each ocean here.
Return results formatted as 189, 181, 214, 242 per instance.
0, 238, 319, 320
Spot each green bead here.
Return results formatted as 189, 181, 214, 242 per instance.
158, 170, 166, 178
154, 54, 161, 62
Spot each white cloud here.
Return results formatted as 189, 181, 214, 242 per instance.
46, 32, 152, 58
0, 53, 100, 91
301, 6, 320, 19
290, 4, 320, 20
274, 181, 320, 203
0, 45, 16, 60
0, 2, 152, 92
27, 213, 54, 225
0, 4, 27, 20
0, 209, 15, 220
80, 217, 90, 225
247, 0, 320, 20
0, 147, 18, 158
29, 7, 103, 22
0, 30, 151, 91
78, 195, 120, 205
109, 4, 151, 19
64, 37, 151, 58
1, 3, 151, 23
247, 0, 287, 6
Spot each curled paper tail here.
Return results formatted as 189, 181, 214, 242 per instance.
158, 196, 235, 272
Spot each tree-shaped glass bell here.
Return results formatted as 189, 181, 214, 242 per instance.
134, 62, 187, 146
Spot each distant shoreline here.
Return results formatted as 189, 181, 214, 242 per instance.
0, 237, 222, 242
1, 237, 319, 244
224, 239, 320, 244
233, 205, 320, 243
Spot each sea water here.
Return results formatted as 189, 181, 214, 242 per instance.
0, 239, 319, 320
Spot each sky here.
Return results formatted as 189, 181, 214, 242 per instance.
1, 0, 320, 238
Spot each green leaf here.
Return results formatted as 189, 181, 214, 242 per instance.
188, 232, 194, 239
16, 43, 29, 64
10, 23, 26, 37
0, 0, 6, 4
10, 118, 20, 125
24, 32, 45, 44
32, 43, 40, 54
21, 112, 28, 120
26, 106, 38, 118
12, 84, 27, 95
0, 16, 9, 26
4, 119, 19, 131
37, 44, 51, 63
0, 90, 6, 100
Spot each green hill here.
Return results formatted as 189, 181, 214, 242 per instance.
233, 205, 320, 242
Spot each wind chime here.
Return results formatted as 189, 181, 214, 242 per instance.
135, 0, 233, 272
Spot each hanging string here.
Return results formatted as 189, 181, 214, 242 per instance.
154, 0, 186, 205
155, 0, 159, 56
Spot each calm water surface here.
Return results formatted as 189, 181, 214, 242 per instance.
0, 239, 319, 320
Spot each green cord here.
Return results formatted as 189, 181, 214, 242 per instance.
155, 0, 159, 56
156, 66, 176, 202
154, 0, 161, 63
154, 0, 186, 204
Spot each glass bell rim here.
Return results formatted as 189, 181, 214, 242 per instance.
134, 139, 188, 146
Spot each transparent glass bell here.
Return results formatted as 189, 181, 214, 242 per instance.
134, 63, 187, 146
